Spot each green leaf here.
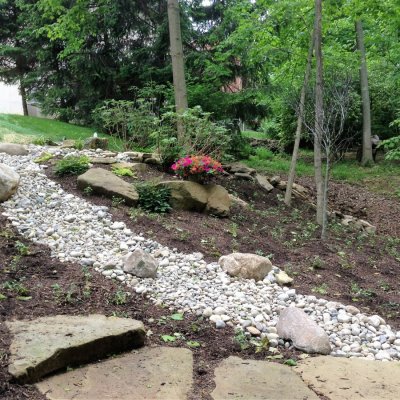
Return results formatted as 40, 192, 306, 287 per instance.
161, 335, 176, 343
186, 340, 201, 348
0, 293, 6, 301
284, 359, 297, 367
170, 313, 184, 321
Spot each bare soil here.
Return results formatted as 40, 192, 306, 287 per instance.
0, 158, 399, 399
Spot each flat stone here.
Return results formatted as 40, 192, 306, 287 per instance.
6, 314, 145, 383
89, 157, 117, 164
0, 143, 28, 156
211, 356, 319, 400
277, 307, 331, 355
77, 168, 139, 206
255, 174, 274, 192
295, 356, 400, 400
36, 347, 193, 400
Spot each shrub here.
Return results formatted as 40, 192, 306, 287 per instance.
153, 106, 231, 169
55, 156, 90, 176
381, 135, 400, 160
93, 99, 158, 149
135, 182, 171, 213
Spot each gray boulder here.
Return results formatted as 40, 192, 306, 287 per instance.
277, 307, 331, 355
255, 174, 274, 192
84, 137, 108, 150
0, 143, 28, 156
218, 253, 273, 281
122, 249, 158, 278
77, 168, 138, 206
0, 163, 20, 202
205, 184, 231, 217
6, 314, 145, 384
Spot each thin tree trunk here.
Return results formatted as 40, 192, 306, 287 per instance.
314, 0, 324, 225
167, 0, 188, 144
356, 20, 373, 166
284, 28, 315, 206
321, 151, 330, 239
20, 82, 28, 116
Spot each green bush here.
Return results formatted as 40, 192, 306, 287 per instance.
381, 135, 400, 160
55, 156, 90, 176
135, 182, 171, 213
93, 99, 158, 149
112, 167, 136, 177
153, 106, 231, 169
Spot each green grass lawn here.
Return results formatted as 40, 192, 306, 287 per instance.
0, 114, 123, 151
243, 147, 400, 197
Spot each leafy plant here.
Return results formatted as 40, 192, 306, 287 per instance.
161, 335, 176, 343
233, 329, 251, 351
55, 155, 90, 176
34, 152, 54, 163
83, 186, 93, 196
111, 196, 125, 208
73, 139, 84, 150
312, 283, 329, 295
2, 280, 30, 296
111, 290, 128, 305
170, 313, 184, 321
136, 182, 171, 213
112, 167, 136, 177
186, 340, 201, 348
15, 241, 29, 256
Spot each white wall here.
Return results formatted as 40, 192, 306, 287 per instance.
0, 83, 23, 115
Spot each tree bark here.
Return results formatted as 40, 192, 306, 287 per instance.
20, 81, 29, 116
356, 19, 373, 166
284, 27, 315, 206
167, 0, 188, 144
314, 0, 324, 226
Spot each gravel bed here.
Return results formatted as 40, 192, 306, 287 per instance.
1, 145, 400, 362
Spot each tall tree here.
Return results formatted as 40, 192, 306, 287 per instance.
355, 19, 373, 165
168, 0, 188, 142
314, 0, 324, 226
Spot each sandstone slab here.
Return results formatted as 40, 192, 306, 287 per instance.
218, 253, 273, 281
277, 307, 331, 355
89, 156, 117, 164
0, 143, 28, 156
205, 184, 231, 217
211, 356, 319, 400
7, 314, 145, 383
77, 168, 138, 205
255, 174, 274, 192
36, 347, 193, 400
0, 163, 20, 202
295, 356, 400, 400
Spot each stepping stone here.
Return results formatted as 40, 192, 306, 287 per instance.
6, 314, 145, 383
0, 143, 28, 156
89, 157, 117, 164
36, 347, 193, 400
77, 168, 139, 205
295, 356, 400, 400
211, 356, 319, 400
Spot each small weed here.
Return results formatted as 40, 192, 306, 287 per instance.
379, 281, 391, 291
170, 313, 184, 321
111, 311, 130, 318
111, 289, 128, 305
161, 335, 176, 343
111, 196, 125, 208
350, 282, 376, 301
83, 186, 93, 196
3, 279, 30, 296
228, 222, 238, 238
233, 329, 251, 351
73, 139, 84, 150
312, 283, 329, 295
186, 340, 201, 348
15, 241, 29, 256
310, 255, 325, 270
136, 182, 171, 214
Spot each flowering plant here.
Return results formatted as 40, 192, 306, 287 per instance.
171, 155, 224, 181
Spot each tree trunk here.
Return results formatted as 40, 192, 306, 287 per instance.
20, 82, 29, 116
284, 27, 315, 206
314, 0, 324, 226
356, 19, 373, 166
167, 0, 188, 144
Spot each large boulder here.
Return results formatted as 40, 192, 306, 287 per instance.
255, 174, 274, 192
122, 249, 158, 278
0, 163, 20, 202
84, 137, 108, 150
218, 253, 273, 281
158, 181, 230, 217
276, 307, 331, 355
77, 168, 138, 206
0, 143, 28, 156
6, 314, 145, 384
